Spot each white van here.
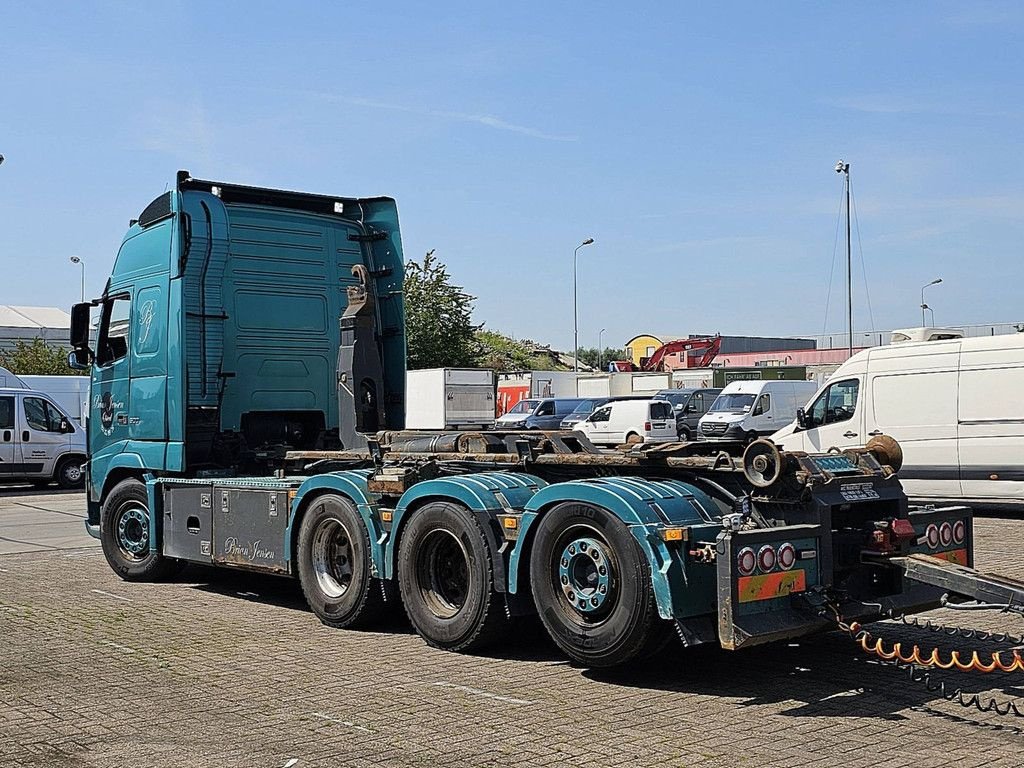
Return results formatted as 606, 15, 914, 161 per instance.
698, 380, 818, 442
770, 333, 1024, 506
0, 387, 87, 489
573, 399, 676, 446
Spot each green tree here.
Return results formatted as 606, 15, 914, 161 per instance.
404, 250, 479, 369
0, 338, 85, 376
575, 346, 626, 370
475, 330, 564, 371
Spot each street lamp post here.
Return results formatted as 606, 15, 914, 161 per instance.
69, 256, 85, 302
573, 238, 595, 372
921, 278, 942, 327
598, 328, 606, 371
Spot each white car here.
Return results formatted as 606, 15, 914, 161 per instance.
573, 399, 676, 447
0, 387, 87, 488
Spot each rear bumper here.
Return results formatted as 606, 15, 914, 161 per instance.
84, 519, 101, 540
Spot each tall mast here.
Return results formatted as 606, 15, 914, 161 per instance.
835, 160, 852, 356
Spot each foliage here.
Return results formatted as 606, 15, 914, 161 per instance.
475, 330, 564, 371
404, 250, 479, 369
0, 338, 85, 376
574, 346, 626, 370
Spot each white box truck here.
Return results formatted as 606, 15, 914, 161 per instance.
405, 368, 495, 430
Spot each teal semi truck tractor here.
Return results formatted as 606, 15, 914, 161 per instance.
68, 172, 1024, 667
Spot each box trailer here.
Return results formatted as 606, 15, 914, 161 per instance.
405, 368, 495, 430
497, 370, 578, 415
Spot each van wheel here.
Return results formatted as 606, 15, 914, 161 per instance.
297, 494, 395, 629
678, 427, 691, 442
397, 501, 509, 652
100, 478, 182, 581
625, 432, 642, 445
529, 501, 671, 667
55, 457, 84, 490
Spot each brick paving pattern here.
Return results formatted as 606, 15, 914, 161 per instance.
2, 510, 1023, 767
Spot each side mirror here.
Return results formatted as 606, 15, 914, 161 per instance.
67, 349, 90, 370
60, 418, 72, 433
796, 408, 807, 429
70, 303, 91, 348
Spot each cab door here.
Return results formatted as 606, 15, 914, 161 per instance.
800, 378, 865, 453
17, 394, 70, 478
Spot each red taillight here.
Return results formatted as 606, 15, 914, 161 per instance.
737, 547, 756, 576
757, 545, 776, 572
777, 543, 796, 570
939, 521, 954, 547
891, 518, 916, 541
953, 520, 966, 544
644, 421, 651, 431
925, 523, 939, 549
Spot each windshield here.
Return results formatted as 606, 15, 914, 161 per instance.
655, 392, 687, 407
507, 399, 539, 415
710, 393, 756, 412
570, 399, 600, 415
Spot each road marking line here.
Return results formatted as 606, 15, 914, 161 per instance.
282, 760, 299, 768
433, 681, 535, 705
0, 567, 9, 573
91, 589, 132, 602
311, 712, 373, 733
102, 640, 136, 654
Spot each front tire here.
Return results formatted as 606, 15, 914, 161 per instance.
100, 478, 181, 581
529, 501, 670, 667
678, 427, 691, 442
297, 494, 394, 629
397, 501, 508, 652
55, 457, 84, 490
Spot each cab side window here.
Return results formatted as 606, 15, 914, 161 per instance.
536, 401, 555, 417
24, 397, 64, 433
590, 407, 611, 422
752, 393, 771, 416
97, 296, 132, 366
807, 379, 859, 427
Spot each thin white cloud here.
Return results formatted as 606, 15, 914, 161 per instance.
319, 93, 578, 142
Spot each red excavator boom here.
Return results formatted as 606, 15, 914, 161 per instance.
610, 335, 721, 372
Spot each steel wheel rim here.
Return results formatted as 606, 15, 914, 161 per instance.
416, 528, 469, 619
311, 517, 355, 599
113, 501, 150, 560
552, 523, 618, 626
64, 464, 82, 483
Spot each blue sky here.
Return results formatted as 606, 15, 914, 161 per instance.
2, 1, 1022, 351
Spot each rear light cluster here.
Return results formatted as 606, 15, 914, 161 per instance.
923, 520, 966, 550
737, 543, 796, 576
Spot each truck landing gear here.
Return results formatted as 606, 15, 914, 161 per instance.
100, 478, 181, 581
397, 501, 509, 651
529, 502, 671, 667
297, 494, 394, 628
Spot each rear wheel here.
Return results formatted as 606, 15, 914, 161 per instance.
625, 432, 642, 445
297, 494, 394, 628
100, 478, 181, 581
55, 457, 84, 490
678, 426, 691, 442
397, 501, 508, 651
529, 501, 671, 667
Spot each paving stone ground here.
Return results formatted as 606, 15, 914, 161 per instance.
1, 492, 1023, 767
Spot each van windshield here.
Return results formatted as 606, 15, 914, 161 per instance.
709, 393, 756, 412
571, 399, 600, 414
507, 399, 539, 415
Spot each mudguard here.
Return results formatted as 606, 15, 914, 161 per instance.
511, 477, 721, 620
385, 472, 548, 590
287, 470, 387, 577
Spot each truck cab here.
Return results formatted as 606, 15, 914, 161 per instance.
0, 387, 86, 488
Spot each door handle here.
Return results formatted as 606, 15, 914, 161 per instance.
868, 430, 883, 436
22, 431, 30, 442
843, 431, 858, 438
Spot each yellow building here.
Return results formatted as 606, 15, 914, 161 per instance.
623, 334, 664, 366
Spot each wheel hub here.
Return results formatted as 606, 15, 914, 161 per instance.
116, 506, 149, 556
558, 537, 612, 613
312, 518, 354, 599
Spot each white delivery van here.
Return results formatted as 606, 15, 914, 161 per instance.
770, 333, 1024, 506
698, 380, 818, 442
573, 399, 676, 446
0, 387, 87, 488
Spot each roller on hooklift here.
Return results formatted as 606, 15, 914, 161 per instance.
70, 173, 1024, 671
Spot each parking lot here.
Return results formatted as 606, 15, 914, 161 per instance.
1, 487, 1022, 767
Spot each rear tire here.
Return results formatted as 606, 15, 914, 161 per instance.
625, 432, 642, 445
678, 427, 691, 442
100, 478, 182, 581
397, 501, 508, 652
529, 501, 671, 667
297, 494, 394, 629
55, 457, 84, 490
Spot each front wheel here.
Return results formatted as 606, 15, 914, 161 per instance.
296, 494, 394, 629
678, 427, 691, 442
100, 478, 181, 581
55, 457, 84, 490
529, 501, 671, 667
397, 501, 509, 651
